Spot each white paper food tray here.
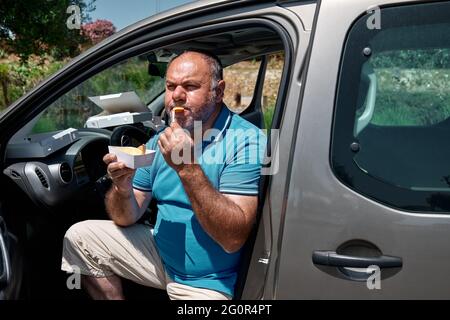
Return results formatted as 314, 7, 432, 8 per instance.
88, 91, 148, 113
108, 146, 156, 169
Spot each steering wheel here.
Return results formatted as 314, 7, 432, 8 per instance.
110, 125, 153, 147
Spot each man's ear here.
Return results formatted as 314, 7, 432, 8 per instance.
215, 80, 225, 102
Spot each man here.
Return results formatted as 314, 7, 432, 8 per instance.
61, 50, 266, 300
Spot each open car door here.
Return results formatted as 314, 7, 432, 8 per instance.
0, 211, 11, 299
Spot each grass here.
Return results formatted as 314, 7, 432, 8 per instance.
372, 90, 450, 126
368, 68, 450, 126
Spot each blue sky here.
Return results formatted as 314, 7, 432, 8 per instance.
89, 0, 195, 31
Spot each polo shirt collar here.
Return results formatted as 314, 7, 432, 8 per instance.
203, 104, 231, 144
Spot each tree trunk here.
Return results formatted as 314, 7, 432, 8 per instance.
0, 79, 9, 107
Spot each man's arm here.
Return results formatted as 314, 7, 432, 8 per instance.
105, 187, 152, 227
179, 164, 257, 254
103, 153, 152, 227
158, 123, 259, 253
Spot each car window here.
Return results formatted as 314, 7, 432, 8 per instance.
223, 58, 261, 113
356, 49, 450, 128
223, 53, 284, 130
32, 54, 165, 134
332, 1, 450, 212
262, 52, 284, 129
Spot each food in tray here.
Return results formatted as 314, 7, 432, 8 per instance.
116, 144, 146, 156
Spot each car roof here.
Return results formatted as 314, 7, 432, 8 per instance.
115, 0, 307, 36
104, 1, 286, 66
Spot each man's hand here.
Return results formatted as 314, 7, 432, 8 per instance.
103, 153, 136, 196
103, 153, 148, 227
158, 122, 196, 172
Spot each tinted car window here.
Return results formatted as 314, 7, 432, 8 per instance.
332, 1, 450, 212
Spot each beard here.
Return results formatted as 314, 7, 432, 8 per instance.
170, 91, 217, 132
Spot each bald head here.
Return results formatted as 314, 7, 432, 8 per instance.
167, 51, 223, 89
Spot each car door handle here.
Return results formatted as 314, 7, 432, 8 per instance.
312, 250, 402, 269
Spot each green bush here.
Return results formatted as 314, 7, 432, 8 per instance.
372, 90, 450, 126
0, 56, 69, 110
371, 49, 450, 69
366, 48, 450, 127
263, 104, 275, 130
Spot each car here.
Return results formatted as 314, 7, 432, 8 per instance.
0, 0, 450, 300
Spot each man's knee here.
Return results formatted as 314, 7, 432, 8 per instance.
63, 220, 112, 252
64, 220, 93, 246
62, 220, 115, 276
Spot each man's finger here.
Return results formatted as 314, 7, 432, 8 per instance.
161, 127, 174, 144
159, 133, 170, 150
107, 161, 127, 172
172, 126, 187, 140
157, 140, 166, 155
109, 168, 135, 180
170, 121, 182, 130
108, 163, 135, 176
164, 126, 173, 137
103, 153, 117, 164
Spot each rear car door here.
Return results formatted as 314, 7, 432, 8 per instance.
276, 0, 450, 298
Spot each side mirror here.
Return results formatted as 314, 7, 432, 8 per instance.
148, 62, 167, 78
147, 52, 168, 78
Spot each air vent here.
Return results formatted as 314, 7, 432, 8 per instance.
59, 162, 73, 184
35, 167, 49, 189
10, 170, 20, 178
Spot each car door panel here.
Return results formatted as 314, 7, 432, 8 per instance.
0, 214, 11, 299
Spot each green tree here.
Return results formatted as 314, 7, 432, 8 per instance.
0, 0, 96, 60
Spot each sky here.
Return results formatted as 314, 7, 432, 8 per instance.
89, 0, 195, 31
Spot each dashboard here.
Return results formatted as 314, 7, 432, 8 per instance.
3, 129, 111, 208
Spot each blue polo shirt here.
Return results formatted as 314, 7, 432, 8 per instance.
132, 105, 266, 297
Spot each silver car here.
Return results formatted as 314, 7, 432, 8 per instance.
0, 0, 449, 299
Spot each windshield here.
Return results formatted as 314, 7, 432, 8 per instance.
32, 53, 166, 134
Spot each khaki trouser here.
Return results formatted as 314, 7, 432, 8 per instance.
61, 220, 231, 300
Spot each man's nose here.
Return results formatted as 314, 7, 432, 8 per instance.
172, 85, 186, 102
